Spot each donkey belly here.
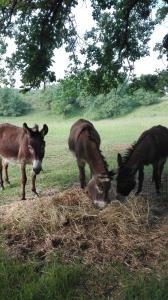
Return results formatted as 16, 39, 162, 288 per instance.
1, 156, 19, 165
0, 141, 20, 161
142, 147, 161, 165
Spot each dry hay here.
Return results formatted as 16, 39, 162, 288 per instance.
0, 187, 168, 272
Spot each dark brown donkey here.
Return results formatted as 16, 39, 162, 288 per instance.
68, 119, 115, 208
0, 123, 48, 200
116, 125, 168, 200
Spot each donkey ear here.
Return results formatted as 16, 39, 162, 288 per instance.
23, 123, 32, 135
41, 124, 48, 137
117, 153, 123, 167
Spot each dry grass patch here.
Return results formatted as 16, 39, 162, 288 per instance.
0, 187, 168, 272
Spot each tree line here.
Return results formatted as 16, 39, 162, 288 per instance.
0, 69, 167, 118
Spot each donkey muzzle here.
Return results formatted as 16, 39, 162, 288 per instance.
33, 160, 42, 175
93, 200, 107, 209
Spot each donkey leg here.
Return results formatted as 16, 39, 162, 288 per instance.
136, 166, 144, 195
31, 173, 39, 196
20, 163, 27, 200
152, 169, 154, 183
153, 163, 160, 195
158, 158, 166, 186
77, 160, 86, 188
90, 170, 92, 179
0, 158, 4, 190
3, 161, 10, 185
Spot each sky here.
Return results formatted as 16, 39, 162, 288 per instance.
3, 0, 168, 87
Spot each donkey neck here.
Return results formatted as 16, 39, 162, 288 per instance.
88, 146, 108, 175
125, 142, 146, 170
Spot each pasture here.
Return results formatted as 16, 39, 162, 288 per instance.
1, 100, 168, 204
0, 101, 168, 299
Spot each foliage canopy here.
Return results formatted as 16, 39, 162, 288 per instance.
0, 0, 167, 89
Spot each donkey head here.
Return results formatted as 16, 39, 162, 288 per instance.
116, 153, 136, 200
23, 123, 48, 174
86, 173, 114, 209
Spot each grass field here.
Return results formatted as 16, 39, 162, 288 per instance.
0, 100, 168, 204
0, 100, 168, 299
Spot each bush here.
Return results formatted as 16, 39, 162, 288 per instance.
133, 88, 160, 106
78, 87, 161, 120
20, 76, 161, 119
0, 88, 31, 116
50, 77, 81, 115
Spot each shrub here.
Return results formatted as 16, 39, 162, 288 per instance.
78, 87, 161, 120
133, 88, 160, 106
51, 77, 81, 115
0, 88, 31, 116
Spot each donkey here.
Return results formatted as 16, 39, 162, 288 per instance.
68, 119, 115, 208
0, 122, 48, 200
116, 125, 168, 200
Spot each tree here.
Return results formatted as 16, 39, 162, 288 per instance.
0, 0, 167, 90
129, 74, 159, 93
128, 71, 168, 95
0, 0, 78, 89
156, 69, 168, 93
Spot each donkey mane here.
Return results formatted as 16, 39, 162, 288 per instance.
122, 141, 137, 164
122, 129, 156, 164
98, 148, 109, 173
32, 124, 39, 132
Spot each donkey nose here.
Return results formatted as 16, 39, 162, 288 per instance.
93, 200, 107, 209
33, 167, 41, 175
33, 160, 42, 174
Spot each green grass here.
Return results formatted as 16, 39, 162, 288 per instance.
0, 100, 168, 204
120, 274, 168, 300
0, 247, 167, 300
0, 248, 86, 300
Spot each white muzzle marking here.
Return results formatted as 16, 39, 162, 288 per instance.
93, 200, 107, 209
33, 160, 41, 170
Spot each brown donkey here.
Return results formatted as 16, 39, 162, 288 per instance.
68, 119, 114, 208
116, 125, 168, 200
0, 123, 48, 200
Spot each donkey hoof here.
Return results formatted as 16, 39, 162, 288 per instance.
0, 186, 4, 191
32, 190, 39, 197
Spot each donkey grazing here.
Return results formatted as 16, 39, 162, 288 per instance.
0, 123, 48, 200
68, 119, 115, 208
116, 125, 168, 200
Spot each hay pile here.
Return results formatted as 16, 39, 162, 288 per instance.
0, 187, 168, 271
